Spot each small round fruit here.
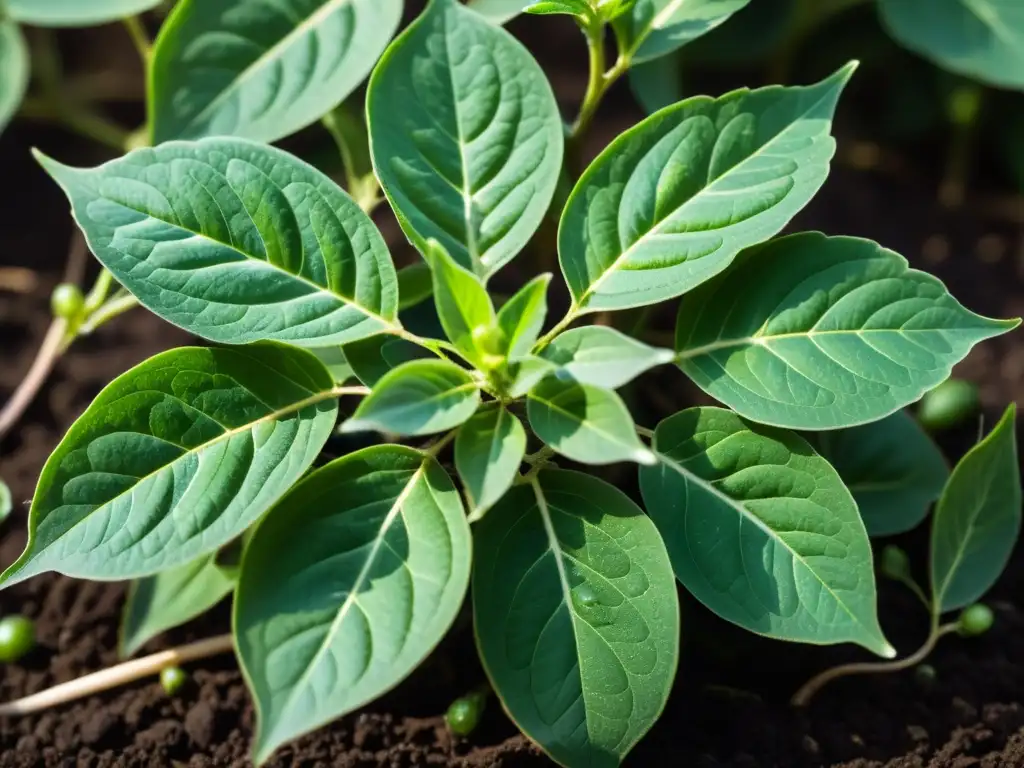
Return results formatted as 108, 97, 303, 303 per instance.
160, 665, 188, 695
471, 324, 506, 357
446, 692, 485, 736
0, 615, 35, 663
957, 603, 994, 637
918, 379, 979, 431
50, 283, 85, 321
879, 545, 911, 581
913, 663, 937, 687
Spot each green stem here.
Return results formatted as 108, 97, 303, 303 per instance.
533, 305, 580, 351
424, 430, 457, 457
75, 293, 140, 338
121, 16, 151, 64
83, 269, 114, 313
568, 22, 630, 154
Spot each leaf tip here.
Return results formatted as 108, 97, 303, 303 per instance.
878, 640, 897, 660
635, 448, 658, 466
338, 419, 370, 435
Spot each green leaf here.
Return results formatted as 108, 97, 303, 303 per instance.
367, 0, 564, 277
879, 0, 1024, 90
5, 0, 161, 26
0, 345, 339, 587
639, 406, 894, 656
525, 0, 592, 18
236, 445, 471, 764
0, 20, 28, 136
397, 262, 434, 310
613, 0, 752, 64
527, 377, 655, 465
342, 359, 480, 436
311, 347, 355, 384
808, 411, 949, 537
455, 402, 525, 520
507, 355, 557, 398
540, 326, 674, 389
423, 240, 496, 367
931, 404, 1021, 613
37, 138, 399, 348
150, 0, 402, 143
630, 52, 684, 114
0, 479, 10, 525
559, 64, 854, 314
675, 233, 1019, 430
473, 470, 679, 767
496, 274, 550, 361
120, 553, 235, 658
342, 335, 435, 387
466, 0, 530, 24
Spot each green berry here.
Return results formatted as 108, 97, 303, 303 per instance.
879, 545, 911, 581
913, 663, 937, 687
957, 603, 994, 637
471, 324, 506, 358
50, 283, 85, 321
0, 615, 35, 663
918, 378, 978, 431
446, 691, 485, 736
160, 665, 188, 695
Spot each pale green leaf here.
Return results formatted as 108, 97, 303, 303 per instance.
423, 240, 495, 366
455, 402, 525, 520
6, 0, 161, 26
474, 470, 679, 767
236, 445, 471, 764
120, 552, 235, 657
367, 0, 564, 277
675, 233, 1019, 429
497, 274, 550, 361
879, 0, 1024, 90
808, 411, 949, 537
466, 0, 530, 24
613, 0, 751, 63
311, 347, 355, 384
0, 346, 339, 587
0, 20, 28, 136
527, 377, 655, 465
37, 138, 399, 348
150, 0, 402, 143
540, 326, 674, 389
342, 359, 480, 436
931, 404, 1021, 613
559, 64, 853, 313
0, 480, 10, 525
507, 355, 557, 398
639, 406, 893, 656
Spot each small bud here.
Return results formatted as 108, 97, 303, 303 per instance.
160, 665, 188, 695
957, 603, 994, 637
446, 691, 486, 736
879, 545, 911, 581
471, 324, 506, 357
50, 283, 85, 321
918, 378, 978, 431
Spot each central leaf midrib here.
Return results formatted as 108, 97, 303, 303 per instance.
532, 390, 633, 452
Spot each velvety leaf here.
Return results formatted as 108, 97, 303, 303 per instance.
527, 377, 655, 465
0, 21, 28, 136
559, 64, 853, 313
540, 326, 674, 389
931, 404, 1021, 613
879, 0, 1024, 90
6, 0, 161, 26
424, 240, 495, 367
639, 406, 894, 656
455, 402, 525, 520
808, 411, 949, 537
496, 274, 550, 360
367, 0, 564, 277
0, 346, 339, 587
236, 445, 471, 764
613, 0, 752, 64
675, 233, 1018, 429
473, 470, 679, 767
342, 359, 480, 436
120, 553, 235, 657
38, 138, 399, 348
150, 0, 402, 143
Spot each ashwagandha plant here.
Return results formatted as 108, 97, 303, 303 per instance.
0, 0, 1022, 766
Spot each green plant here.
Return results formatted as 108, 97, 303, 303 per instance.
446, 690, 487, 736
0, 0, 1020, 766
159, 665, 187, 696
0, 615, 35, 663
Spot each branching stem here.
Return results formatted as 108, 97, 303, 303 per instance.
121, 16, 152, 64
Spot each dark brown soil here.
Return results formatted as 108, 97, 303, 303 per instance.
4, 12, 1024, 768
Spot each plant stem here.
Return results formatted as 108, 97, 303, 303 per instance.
0, 634, 234, 716
424, 430, 457, 457
534, 305, 580, 351
635, 424, 655, 439
567, 22, 630, 159
121, 16, 151, 64
939, 82, 984, 209
790, 620, 958, 707
76, 293, 140, 337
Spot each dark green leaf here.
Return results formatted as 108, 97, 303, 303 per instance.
527, 377, 655, 465
342, 336, 435, 387
675, 233, 1018, 429
397, 262, 434, 310
236, 445, 471, 764
474, 470, 679, 767
455, 402, 525, 520
613, 0, 752, 63
540, 326, 674, 389
629, 52, 684, 114
0, 346, 339, 587
931, 404, 1021, 613
368, 0, 564, 277
0, 21, 28, 136
342, 359, 480, 436
496, 274, 550, 361
120, 553, 235, 657
6, 0, 161, 26
151, 0, 402, 143
808, 411, 949, 537
559, 64, 853, 313
37, 139, 400, 348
